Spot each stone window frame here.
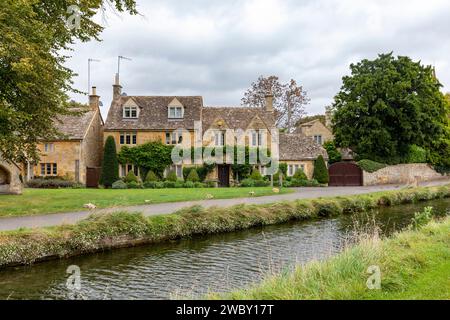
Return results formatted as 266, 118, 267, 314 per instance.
288, 164, 305, 177
168, 106, 184, 119
44, 143, 54, 153
165, 130, 183, 145
313, 135, 323, 145
40, 163, 57, 176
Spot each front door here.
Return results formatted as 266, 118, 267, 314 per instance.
217, 165, 230, 187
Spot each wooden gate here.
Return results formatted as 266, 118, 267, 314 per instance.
86, 167, 101, 188
328, 162, 363, 186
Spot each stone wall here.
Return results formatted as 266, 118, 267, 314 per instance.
363, 163, 444, 186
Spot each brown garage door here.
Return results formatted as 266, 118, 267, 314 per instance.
328, 162, 363, 186
86, 167, 101, 188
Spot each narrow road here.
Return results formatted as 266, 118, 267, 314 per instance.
0, 179, 449, 232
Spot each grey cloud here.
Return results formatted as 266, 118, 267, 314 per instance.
66, 0, 450, 118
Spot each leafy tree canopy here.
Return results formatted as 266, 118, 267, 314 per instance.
241, 76, 309, 132
332, 53, 450, 165
0, 0, 137, 163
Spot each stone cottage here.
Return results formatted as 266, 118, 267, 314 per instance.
279, 133, 329, 179
25, 88, 104, 185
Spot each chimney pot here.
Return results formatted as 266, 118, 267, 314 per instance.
89, 87, 100, 111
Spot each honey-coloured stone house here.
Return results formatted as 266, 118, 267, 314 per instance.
103, 77, 328, 186
24, 88, 104, 185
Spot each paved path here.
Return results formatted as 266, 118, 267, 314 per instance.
1, 179, 449, 232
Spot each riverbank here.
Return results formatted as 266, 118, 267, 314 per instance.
0, 184, 449, 268
212, 216, 450, 300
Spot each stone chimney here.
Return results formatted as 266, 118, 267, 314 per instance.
89, 86, 100, 111
265, 93, 274, 112
325, 106, 332, 128
113, 73, 122, 100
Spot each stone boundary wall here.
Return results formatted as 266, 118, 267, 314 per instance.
363, 163, 445, 186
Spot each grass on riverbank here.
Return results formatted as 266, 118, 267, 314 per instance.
0, 187, 290, 218
211, 216, 450, 300
0, 185, 449, 268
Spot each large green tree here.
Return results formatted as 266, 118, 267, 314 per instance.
332, 53, 450, 165
0, 0, 137, 163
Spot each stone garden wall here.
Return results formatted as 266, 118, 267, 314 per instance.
363, 163, 444, 186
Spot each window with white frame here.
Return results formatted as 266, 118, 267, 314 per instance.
120, 132, 137, 145
165, 131, 183, 145
214, 131, 225, 146
123, 106, 138, 119
251, 131, 263, 147
313, 135, 323, 145
168, 106, 183, 119
44, 143, 54, 153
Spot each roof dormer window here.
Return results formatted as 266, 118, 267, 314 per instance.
168, 106, 183, 119
123, 106, 138, 119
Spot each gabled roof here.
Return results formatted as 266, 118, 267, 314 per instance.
104, 96, 203, 131
279, 133, 328, 161
53, 108, 98, 140
202, 106, 276, 132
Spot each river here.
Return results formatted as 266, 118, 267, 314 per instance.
0, 198, 449, 300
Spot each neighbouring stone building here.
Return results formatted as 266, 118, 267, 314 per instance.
279, 133, 329, 179
295, 118, 334, 145
0, 159, 23, 194
25, 88, 104, 185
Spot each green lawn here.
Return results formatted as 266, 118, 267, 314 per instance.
0, 187, 289, 218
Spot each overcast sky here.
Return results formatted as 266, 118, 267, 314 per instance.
66, 0, 450, 118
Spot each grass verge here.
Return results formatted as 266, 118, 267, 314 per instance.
210, 216, 450, 300
0, 184, 449, 268
0, 187, 290, 218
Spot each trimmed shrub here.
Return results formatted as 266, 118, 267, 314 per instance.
145, 170, 159, 182
293, 169, 307, 180
175, 181, 185, 188
143, 181, 157, 189
184, 181, 195, 188
163, 181, 176, 188
240, 179, 255, 187
124, 171, 138, 183
166, 170, 178, 182
313, 155, 329, 184
126, 181, 141, 189
194, 182, 206, 188
155, 182, 165, 189
204, 180, 217, 188
290, 179, 321, 187
26, 178, 76, 189
112, 180, 127, 189
254, 180, 270, 187
100, 136, 119, 188
250, 169, 263, 181
357, 159, 387, 173
186, 169, 200, 182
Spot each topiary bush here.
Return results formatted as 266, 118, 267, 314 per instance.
186, 169, 200, 182
194, 182, 205, 188
163, 181, 176, 188
112, 180, 127, 189
145, 170, 159, 182
313, 155, 329, 184
250, 169, 263, 181
124, 171, 139, 183
293, 168, 307, 180
184, 181, 195, 188
357, 159, 387, 173
166, 170, 178, 182
240, 179, 255, 187
100, 136, 119, 188
143, 181, 157, 189
126, 181, 141, 189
